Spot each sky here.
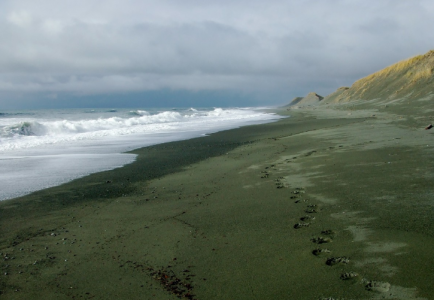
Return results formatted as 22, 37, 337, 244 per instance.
1, 0, 434, 109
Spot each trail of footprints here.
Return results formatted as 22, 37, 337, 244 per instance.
290, 187, 391, 300
260, 165, 391, 299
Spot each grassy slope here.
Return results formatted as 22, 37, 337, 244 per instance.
323, 50, 434, 105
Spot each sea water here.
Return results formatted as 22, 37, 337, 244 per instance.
0, 107, 281, 201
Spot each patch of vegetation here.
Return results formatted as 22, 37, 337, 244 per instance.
410, 68, 434, 82
354, 52, 430, 86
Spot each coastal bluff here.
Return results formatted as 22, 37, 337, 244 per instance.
322, 49, 434, 104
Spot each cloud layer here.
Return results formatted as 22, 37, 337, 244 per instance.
1, 0, 434, 106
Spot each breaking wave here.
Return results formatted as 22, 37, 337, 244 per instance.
0, 108, 279, 152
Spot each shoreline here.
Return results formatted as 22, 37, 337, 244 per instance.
1, 107, 433, 299
0, 107, 282, 202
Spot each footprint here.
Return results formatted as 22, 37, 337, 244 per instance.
326, 257, 350, 266
304, 150, 317, 157
312, 248, 331, 256
293, 222, 310, 229
340, 271, 359, 280
321, 229, 336, 238
365, 280, 391, 293
292, 188, 305, 194
311, 237, 332, 244
300, 215, 315, 221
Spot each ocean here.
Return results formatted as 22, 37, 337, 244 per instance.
0, 107, 282, 201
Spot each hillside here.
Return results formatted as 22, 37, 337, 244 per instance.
323, 50, 434, 104
282, 97, 304, 107
285, 92, 323, 108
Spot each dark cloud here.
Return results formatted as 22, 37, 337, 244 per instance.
0, 0, 433, 108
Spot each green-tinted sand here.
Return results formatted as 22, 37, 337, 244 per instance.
1, 106, 433, 299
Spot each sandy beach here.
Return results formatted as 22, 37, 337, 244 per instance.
1, 104, 434, 299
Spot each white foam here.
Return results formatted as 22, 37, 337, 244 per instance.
0, 107, 282, 200
0, 108, 278, 152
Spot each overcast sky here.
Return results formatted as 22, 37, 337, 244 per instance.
1, 0, 433, 109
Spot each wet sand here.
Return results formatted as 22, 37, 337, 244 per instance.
1, 106, 434, 299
